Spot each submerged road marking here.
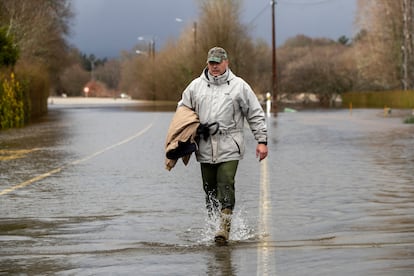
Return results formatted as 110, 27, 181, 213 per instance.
0, 123, 153, 196
0, 148, 41, 161
257, 158, 274, 276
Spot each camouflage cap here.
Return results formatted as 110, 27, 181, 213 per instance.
207, 47, 228, 63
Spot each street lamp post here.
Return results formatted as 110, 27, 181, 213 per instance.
175, 17, 197, 55
192, 21, 197, 54
138, 36, 155, 59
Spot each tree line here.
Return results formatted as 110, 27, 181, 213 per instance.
0, 0, 73, 128
62, 0, 414, 104
1, 0, 414, 128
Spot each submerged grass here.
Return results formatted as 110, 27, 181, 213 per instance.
404, 115, 414, 124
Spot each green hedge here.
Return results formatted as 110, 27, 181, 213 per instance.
0, 73, 30, 129
342, 90, 414, 109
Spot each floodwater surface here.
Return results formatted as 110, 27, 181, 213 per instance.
1, 103, 413, 275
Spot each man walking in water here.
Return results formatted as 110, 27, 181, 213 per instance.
178, 47, 268, 244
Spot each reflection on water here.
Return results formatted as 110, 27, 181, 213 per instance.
207, 246, 235, 276
0, 106, 413, 275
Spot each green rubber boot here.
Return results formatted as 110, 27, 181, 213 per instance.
214, 208, 232, 245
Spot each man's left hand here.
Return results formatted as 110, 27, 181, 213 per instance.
256, 144, 268, 161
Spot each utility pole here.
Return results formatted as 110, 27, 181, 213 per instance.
151, 39, 155, 60
271, 0, 278, 114
89, 55, 95, 81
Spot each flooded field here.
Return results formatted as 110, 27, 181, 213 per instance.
1, 102, 413, 275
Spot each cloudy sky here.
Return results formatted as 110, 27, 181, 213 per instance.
69, 0, 357, 58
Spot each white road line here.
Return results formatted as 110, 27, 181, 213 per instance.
257, 158, 274, 276
0, 123, 153, 196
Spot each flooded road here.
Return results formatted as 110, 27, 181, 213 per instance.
1, 102, 413, 275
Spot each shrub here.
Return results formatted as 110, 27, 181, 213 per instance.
0, 73, 28, 129
14, 61, 54, 118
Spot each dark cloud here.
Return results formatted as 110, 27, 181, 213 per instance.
69, 0, 356, 58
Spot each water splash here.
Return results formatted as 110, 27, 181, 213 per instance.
196, 207, 259, 244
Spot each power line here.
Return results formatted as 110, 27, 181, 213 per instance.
248, 2, 271, 25
278, 0, 344, 5
248, 0, 342, 25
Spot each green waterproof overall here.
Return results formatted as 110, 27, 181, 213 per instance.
200, 160, 239, 212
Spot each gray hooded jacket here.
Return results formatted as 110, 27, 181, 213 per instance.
180, 68, 267, 164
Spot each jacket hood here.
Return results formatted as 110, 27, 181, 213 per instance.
201, 67, 235, 86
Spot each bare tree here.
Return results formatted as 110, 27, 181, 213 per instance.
0, 0, 74, 87
118, 52, 148, 99
60, 63, 90, 96
278, 35, 354, 105
197, 0, 256, 80
401, 0, 414, 89
94, 59, 121, 91
120, 0, 264, 101
355, 0, 414, 90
